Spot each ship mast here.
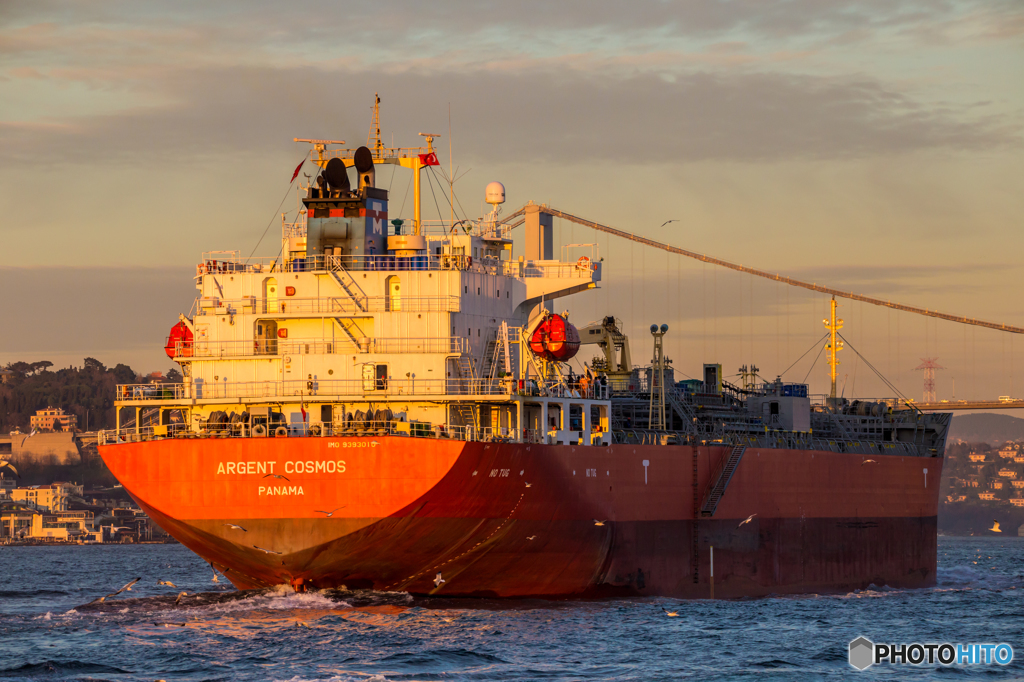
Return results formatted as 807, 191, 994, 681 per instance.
823, 296, 844, 403
367, 93, 384, 159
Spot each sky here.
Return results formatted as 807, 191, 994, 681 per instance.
1, 0, 1022, 401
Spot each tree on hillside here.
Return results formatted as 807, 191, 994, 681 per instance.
29, 361, 53, 375
84, 357, 106, 372
0, 358, 139, 432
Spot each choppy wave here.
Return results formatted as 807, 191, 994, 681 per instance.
0, 659, 130, 676
1, 538, 1022, 681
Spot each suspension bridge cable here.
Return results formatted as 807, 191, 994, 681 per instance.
503, 204, 1024, 335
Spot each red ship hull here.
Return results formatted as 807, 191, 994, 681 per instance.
100, 437, 941, 598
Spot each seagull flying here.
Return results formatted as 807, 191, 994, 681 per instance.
0, 461, 19, 478
989, 521, 1002, 533
263, 473, 290, 481
662, 607, 679, 617
526, 535, 537, 541
594, 520, 606, 527
174, 591, 189, 605
209, 563, 220, 583
314, 507, 346, 517
157, 580, 177, 588
253, 545, 282, 555
525, 482, 532, 488
738, 513, 757, 528
223, 523, 247, 532
660, 220, 679, 228
434, 572, 445, 588
89, 577, 141, 604
862, 459, 878, 465
26, 429, 37, 439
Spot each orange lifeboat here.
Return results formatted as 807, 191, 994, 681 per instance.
529, 314, 580, 362
165, 321, 193, 359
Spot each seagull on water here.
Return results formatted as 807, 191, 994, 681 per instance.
738, 513, 757, 528
263, 473, 290, 482
594, 520, 607, 527
296, 620, 309, 628
314, 507, 346, 517
989, 521, 1002, 533
223, 523, 247, 532
434, 573, 445, 588
662, 607, 679, 617
89, 577, 141, 604
157, 580, 177, 588
253, 545, 282, 555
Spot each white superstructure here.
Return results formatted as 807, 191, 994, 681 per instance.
111, 135, 611, 446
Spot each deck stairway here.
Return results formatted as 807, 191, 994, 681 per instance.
327, 269, 368, 313
331, 318, 365, 351
699, 445, 746, 517
449, 403, 477, 429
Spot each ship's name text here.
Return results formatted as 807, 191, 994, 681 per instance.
216, 460, 347, 475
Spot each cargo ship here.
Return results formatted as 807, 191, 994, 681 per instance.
99, 106, 950, 598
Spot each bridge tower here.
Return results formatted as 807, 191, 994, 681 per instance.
915, 358, 944, 403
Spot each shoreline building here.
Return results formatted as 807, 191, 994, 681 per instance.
30, 407, 78, 433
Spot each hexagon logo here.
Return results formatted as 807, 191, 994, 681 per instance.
849, 636, 874, 671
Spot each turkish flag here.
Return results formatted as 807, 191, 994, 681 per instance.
418, 152, 439, 166
290, 159, 304, 182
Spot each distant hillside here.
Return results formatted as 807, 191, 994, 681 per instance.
949, 413, 1024, 445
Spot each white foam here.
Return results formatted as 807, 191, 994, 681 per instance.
178, 587, 350, 617
272, 676, 390, 682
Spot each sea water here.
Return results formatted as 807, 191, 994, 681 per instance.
0, 537, 1021, 681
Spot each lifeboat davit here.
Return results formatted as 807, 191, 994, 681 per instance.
165, 321, 193, 359
529, 314, 580, 362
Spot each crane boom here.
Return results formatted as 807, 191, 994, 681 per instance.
500, 204, 1024, 335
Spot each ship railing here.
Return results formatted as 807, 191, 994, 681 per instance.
418, 219, 514, 241
171, 336, 468, 359
283, 222, 306, 239
194, 295, 461, 315
196, 253, 595, 279
115, 377, 513, 402
115, 383, 189, 402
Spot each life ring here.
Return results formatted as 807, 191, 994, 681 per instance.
274, 426, 288, 437
576, 256, 591, 270
252, 424, 267, 437
309, 423, 322, 437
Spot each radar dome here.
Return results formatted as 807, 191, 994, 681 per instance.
485, 181, 505, 205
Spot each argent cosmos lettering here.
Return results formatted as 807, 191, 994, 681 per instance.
216, 460, 346, 475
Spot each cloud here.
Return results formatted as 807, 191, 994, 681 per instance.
1, 64, 1017, 168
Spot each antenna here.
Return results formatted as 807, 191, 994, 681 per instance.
418, 132, 441, 151
293, 138, 346, 165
